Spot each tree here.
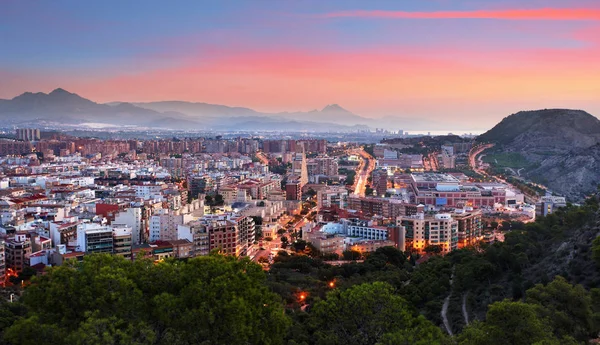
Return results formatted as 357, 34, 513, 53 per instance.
342, 250, 362, 261
525, 276, 596, 341
490, 221, 499, 229
291, 239, 307, 252
367, 246, 406, 268
6, 254, 290, 345
424, 245, 442, 254
592, 236, 600, 267
310, 282, 449, 345
458, 301, 556, 345
281, 236, 289, 249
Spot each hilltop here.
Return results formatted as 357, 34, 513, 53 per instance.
478, 109, 600, 200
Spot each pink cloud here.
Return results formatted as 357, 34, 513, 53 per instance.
322, 8, 600, 21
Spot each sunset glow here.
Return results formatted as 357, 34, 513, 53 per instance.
1, 0, 599, 128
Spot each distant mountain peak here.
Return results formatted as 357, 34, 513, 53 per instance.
50, 88, 71, 95
321, 104, 349, 113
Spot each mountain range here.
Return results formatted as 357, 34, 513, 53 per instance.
0, 88, 377, 132
478, 109, 600, 200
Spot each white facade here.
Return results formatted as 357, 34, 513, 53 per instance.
114, 207, 142, 244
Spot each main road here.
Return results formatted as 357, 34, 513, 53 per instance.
352, 147, 376, 196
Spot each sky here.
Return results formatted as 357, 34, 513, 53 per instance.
1, 0, 600, 130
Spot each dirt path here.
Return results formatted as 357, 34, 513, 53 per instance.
462, 292, 469, 325
441, 267, 455, 336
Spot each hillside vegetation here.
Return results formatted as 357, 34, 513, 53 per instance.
477, 109, 600, 200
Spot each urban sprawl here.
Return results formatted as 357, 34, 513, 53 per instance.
0, 129, 565, 280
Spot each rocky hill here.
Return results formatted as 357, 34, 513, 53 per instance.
478, 109, 600, 200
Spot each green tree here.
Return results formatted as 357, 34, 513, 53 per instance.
342, 250, 362, 261
424, 245, 442, 254
457, 301, 555, 345
5, 254, 290, 345
525, 276, 596, 340
592, 235, 600, 267
310, 282, 448, 345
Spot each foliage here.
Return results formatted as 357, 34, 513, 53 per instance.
309, 282, 449, 345
4, 254, 289, 345
457, 301, 556, 345
342, 250, 362, 261
593, 235, 600, 267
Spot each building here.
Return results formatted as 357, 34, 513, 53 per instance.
536, 196, 567, 217
114, 206, 142, 244
5, 233, 32, 272
177, 214, 255, 257
285, 177, 302, 201
0, 241, 4, 283
317, 186, 349, 210
371, 169, 388, 197
167, 239, 194, 259
16, 128, 41, 141
149, 209, 193, 242
347, 195, 422, 218
188, 175, 214, 199
453, 209, 483, 248
307, 156, 339, 182
398, 213, 458, 254
112, 225, 133, 258
76, 223, 114, 254
411, 173, 507, 208
177, 220, 210, 256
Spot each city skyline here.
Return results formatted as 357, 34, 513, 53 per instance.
2, 0, 600, 130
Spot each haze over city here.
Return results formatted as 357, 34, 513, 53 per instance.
2, 0, 600, 131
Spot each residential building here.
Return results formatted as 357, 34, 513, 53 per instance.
112, 225, 133, 258
398, 213, 458, 254
5, 233, 32, 272
76, 223, 113, 254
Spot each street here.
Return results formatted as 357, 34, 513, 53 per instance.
352, 147, 376, 196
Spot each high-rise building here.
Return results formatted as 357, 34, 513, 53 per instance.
15, 128, 40, 141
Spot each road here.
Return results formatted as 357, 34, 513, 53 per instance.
255, 151, 270, 165
469, 143, 541, 204
352, 147, 376, 196
469, 143, 495, 175
424, 151, 439, 171
252, 205, 318, 266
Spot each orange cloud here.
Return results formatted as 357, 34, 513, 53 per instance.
323, 8, 600, 21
